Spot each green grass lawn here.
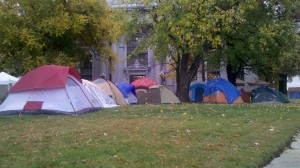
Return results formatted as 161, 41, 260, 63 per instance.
0, 103, 300, 167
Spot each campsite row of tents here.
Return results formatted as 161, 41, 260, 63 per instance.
0, 65, 291, 115
189, 78, 290, 104
0, 65, 182, 115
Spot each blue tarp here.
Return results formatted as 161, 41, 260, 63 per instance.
189, 83, 206, 102
289, 92, 300, 99
203, 78, 240, 104
116, 82, 137, 98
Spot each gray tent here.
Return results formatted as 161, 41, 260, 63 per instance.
0, 72, 19, 102
136, 85, 180, 104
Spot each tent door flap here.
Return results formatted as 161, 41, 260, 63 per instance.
23, 101, 43, 111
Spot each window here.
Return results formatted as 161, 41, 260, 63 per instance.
130, 75, 145, 83
127, 31, 149, 67
127, 53, 148, 67
80, 55, 92, 80
236, 70, 245, 81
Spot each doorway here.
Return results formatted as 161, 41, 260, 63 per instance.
130, 75, 145, 83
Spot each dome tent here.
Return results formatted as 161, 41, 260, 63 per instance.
93, 78, 128, 105
189, 81, 206, 102
82, 79, 118, 108
288, 87, 300, 99
131, 78, 157, 89
116, 82, 138, 104
0, 65, 101, 115
0, 72, 19, 101
136, 85, 180, 104
203, 78, 243, 104
251, 86, 289, 103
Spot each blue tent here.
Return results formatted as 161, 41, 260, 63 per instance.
288, 88, 300, 99
203, 78, 241, 104
251, 87, 289, 103
189, 83, 206, 102
116, 82, 138, 104
289, 92, 300, 99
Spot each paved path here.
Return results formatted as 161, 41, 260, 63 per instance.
264, 133, 300, 168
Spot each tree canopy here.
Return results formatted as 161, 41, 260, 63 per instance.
209, 0, 300, 93
217, 0, 300, 93
124, 0, 300, 101
0, 0, 124, 75
125, 0, 238, 101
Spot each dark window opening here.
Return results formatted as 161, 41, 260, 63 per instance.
130, 75, 145, 83
80, 55, 92, 80
127, 31, 149, 67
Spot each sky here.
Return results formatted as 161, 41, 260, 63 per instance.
287, 76, 300, 88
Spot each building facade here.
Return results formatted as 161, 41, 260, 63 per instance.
80, 0, 266, 93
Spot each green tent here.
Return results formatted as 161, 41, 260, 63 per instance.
251, 87, 289, 103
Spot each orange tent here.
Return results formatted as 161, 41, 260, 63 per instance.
203, 90, 244, 104
203, 78, 244, 104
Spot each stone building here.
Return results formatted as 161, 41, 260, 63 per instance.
79, 0, 267, 93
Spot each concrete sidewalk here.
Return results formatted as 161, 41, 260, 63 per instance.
264, 133, 300, 168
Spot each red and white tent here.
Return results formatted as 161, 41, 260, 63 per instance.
131, 78, 157, 89
0, 65, 101, 115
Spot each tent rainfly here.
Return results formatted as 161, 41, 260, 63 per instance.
203, 78, 244, 104
131, 78, 157, 89
0, 65, 101, 115
116, 82, 138, 104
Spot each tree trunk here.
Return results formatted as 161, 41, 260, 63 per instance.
176, 70, 191, 102
278, 74, 287, 95
226, 63, 237, 86
176, 52, 190, 102
201, 59, 206, 82
175, 52, 203, 102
